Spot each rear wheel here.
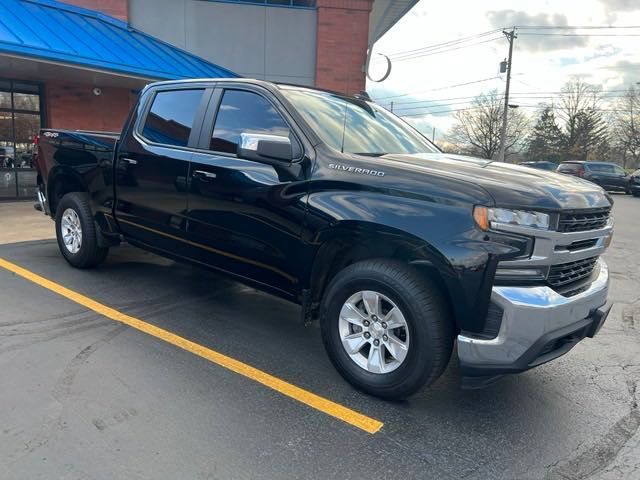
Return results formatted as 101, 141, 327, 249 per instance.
320, 259, 453, 399
55, 192, 108, 268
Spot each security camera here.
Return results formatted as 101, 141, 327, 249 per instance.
93, 87, 102, 96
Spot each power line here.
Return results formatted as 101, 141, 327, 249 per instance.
380, 26, 640, 60
374, 76, 501, 101
515, 25, 640, 30
398, 103, 630, 119
399, 106, 484, 117
394, 99, 631, 114
388, 36, 503, 62
383, 29, 501, 58
393, 94, 625, 110
519, 32, 640, 37
382, 89, 633, 106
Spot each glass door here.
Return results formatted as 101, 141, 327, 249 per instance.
0, 79, 43, 199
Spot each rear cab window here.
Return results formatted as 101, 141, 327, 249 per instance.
141, 89, 205, 147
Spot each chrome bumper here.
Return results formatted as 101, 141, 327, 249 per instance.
458, 258, 610, 376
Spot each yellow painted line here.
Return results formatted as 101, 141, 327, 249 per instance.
0, 257, 383, 434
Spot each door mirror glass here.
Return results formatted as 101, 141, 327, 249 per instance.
238, 133, 293, 163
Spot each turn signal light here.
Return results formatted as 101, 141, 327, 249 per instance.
473, 206, 490, 231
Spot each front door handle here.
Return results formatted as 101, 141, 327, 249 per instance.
193, 170, 216, 179
120, 157, 138, 165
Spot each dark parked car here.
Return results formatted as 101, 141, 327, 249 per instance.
557, 161, 629, 193
35, 79, 612, 398
519, 161, 557, 171
628, 169, 640, 197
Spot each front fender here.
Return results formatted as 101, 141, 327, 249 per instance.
303, 190, 524, 334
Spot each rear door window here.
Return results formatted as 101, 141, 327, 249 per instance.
586, 164, 615, 174
210, 90, 291, 154
142, 89, 205, 147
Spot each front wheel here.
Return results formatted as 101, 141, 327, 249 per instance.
55, 192, 108, 268
320, 259, 453, 399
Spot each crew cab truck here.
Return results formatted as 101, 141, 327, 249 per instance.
36, 79, 613, 398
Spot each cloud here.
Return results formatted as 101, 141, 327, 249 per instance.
486, 10, 589, 51
605, 60, 640, 87
599, 0, 640, 11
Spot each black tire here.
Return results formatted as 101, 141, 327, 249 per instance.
55, 192, 108, 269
320, 259, 454, 399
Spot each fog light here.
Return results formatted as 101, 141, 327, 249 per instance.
495, 267, 546, 282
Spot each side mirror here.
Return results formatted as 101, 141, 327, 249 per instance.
237, 133, 293, 164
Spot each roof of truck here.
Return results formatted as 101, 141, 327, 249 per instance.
0, 0, 239, 81
143, 77, 369, 101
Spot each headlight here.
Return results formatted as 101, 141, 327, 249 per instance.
474, 206, 550, 231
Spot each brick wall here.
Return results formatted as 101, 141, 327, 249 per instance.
62, 0, 128, 22
315, 0, 373, 94
45, 82, 136, 132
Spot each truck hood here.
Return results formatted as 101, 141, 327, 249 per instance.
377, 153, 612, 211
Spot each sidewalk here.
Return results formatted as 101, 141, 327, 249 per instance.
0, 201, 55, 245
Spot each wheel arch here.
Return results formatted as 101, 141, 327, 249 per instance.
306, 222, 459, 330
47, 166, 88, 216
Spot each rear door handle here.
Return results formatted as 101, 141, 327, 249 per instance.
120, 157, 137, 165
193, 170, 216, 179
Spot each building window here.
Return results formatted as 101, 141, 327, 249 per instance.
0, 79, 43, 199
202, 1, 316, 8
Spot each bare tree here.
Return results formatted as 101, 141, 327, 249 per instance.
611, 86, 640, 169
449, 91, 529, 160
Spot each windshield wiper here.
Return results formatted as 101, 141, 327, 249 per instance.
353, 152, 388, 157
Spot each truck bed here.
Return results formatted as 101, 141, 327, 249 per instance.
37, 129, 120, 218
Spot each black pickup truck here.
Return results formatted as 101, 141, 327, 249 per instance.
36, 79, 613, 398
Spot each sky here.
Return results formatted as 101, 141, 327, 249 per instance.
367, 0, 640, 140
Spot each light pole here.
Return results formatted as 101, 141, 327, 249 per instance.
497, 28, 517, 162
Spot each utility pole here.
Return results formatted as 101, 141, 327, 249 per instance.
497, 28, 516, 162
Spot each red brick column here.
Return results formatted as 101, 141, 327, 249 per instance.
315, 0, 373, 94
61, 0, 128, 22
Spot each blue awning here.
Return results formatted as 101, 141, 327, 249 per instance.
0, 0, 239, 81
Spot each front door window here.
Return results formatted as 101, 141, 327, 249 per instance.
0, 79, 43, 199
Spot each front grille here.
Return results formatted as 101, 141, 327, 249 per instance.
547, 256, 598, 288
558, 209, 610, 232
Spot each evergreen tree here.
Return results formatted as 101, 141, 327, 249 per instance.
526, 107, 563, 162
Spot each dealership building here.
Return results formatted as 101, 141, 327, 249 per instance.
0, 0, 415, 199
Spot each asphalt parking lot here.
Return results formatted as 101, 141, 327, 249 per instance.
1, 195, 639, 480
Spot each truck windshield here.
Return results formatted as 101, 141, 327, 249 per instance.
281, 87, 439, 156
